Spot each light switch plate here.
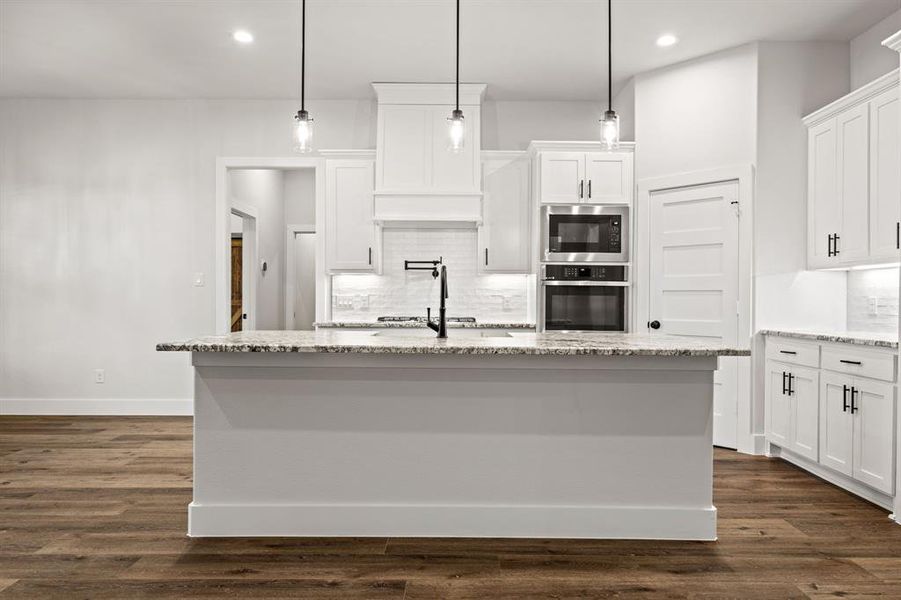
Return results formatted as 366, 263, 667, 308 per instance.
94, 369, 105, 384
868, 296, 879, 316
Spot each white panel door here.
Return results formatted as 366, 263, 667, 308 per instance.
585, 152, 633, 204
852, 378, 895, 495
539, 152, 585, 204
766, 362, 791, 448
788, 365, 819, 462
819, 372, 853, 477
648, 181, 740, 449
835, 104, 870, 263
868, 87, 901, 261
480, 157, 531, 273
807, 119, 840, 268
326, 160, 376, 272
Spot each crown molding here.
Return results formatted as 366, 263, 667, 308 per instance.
883, 30, 901, 52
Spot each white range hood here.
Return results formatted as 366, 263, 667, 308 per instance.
372, 83, 486, 224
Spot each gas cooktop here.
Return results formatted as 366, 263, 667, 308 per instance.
376, 316, 477, 323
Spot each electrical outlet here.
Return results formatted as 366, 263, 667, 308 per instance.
868, 296, 879, 316
193, 272, 205, 287
94, 369, 105, 384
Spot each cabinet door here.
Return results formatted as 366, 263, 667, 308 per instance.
835, 104, 870, 263
788, 366, 819, 462
766, 362, 791, 447
480, 157, 531, 273
868, 87, 901, 261
852, 378, 895, 495
376, 105, 429, 191
539, 152, 585, 204
808, 118, 840, 268
326, 160, 376, 272
819, 372, 853, 476
584, 152, 633, 204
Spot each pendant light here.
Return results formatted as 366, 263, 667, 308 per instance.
600, 0, 619, 150
293, 0, 313, 153
447, 0, 465, 153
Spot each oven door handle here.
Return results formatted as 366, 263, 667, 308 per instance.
541, 280, 630, 287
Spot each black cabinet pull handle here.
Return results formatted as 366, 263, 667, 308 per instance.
485, 248, 488, 266
839, 359, 862, 365
588, 180, 592, 199
782, 372, 788, 395
827, 234, 833, 257
896, 222, 900, 250
579, 180, 584, 199
842, 384, 849, 412
850, 387, 858, 414
788, 373, 795, 396
779, 350, 797, 355
368, 247, 372, 265
834, 233, 840, 255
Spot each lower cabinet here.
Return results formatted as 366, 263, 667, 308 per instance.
766, 361, 818, 461
766, 337, 897, 499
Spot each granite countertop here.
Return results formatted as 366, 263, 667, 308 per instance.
157, 330, 750, 357
760, 328, 899, 349
314, 321, 536, 329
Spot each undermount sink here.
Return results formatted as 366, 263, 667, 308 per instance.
371, 329, 513, 339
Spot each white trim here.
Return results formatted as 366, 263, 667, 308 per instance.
284, 223, 316, 329
881, 30, 901, 52
527, 140, 636, 155
802, 68, 899, 126
772, 445, 895, 512
215, 157, 325, 334
0, 398, 193, 416
317, 149, 376, 159
636, 164, 756, 454
188, 502, 716, 540
371, 82, 486, 105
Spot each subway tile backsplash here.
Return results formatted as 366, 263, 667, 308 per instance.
846, 266, 899, 333
331, 228, 533, 323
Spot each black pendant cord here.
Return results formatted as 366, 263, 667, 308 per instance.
301, 0, 306, 112
607, 0, 612, 111
455, 0, 460, 112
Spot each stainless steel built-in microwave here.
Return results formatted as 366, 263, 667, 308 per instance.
541, 205, 628, 263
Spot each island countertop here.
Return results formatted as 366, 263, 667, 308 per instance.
157, 330, 750, 357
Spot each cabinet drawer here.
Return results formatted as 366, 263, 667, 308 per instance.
765, 338, 820, 368
821, 345, 896, 382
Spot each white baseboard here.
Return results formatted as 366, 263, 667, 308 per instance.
0, 398, 193, 416
188, 503, 717, 540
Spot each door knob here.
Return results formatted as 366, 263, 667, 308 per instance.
649, 320, 661, 330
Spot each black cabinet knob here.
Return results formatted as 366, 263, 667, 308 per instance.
649, 320, 661, 330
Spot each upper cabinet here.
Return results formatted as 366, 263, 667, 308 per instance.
533, 144, 634, 205
805, 70, 900, 269
480, 152, 531, 273
325, 157, 378, 273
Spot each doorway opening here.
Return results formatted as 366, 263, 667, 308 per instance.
230, 208, 258, 331
288, 228, 317, 330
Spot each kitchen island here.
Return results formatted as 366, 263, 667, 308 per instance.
158, 330, 748, 540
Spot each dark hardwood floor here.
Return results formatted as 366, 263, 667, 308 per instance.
1, 416, 900, 598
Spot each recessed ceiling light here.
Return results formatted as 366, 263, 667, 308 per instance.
656, 33, 678, 47
233, 30, 254, 44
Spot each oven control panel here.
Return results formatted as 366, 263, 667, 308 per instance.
544, 265, 626, 281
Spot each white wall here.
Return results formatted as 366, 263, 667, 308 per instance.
0, 96, 620, 408
754, 42, 850, 332
634, 44, 758, 181
228, 169, 285, 330
283, 169, 316, 226
847, 267, 900, 333
481, 100, 609, 149
850, 8, 901, 89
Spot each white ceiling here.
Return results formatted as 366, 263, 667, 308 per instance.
1, 0, 899, 101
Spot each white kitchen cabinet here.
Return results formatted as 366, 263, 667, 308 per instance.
819, 371, 854, 476
766, 361, 818, 462
805, 70, 899, 269
325, 159, 377, 272
853, 378, 896, 495
537, 151, 632, 205
835, 104, 870, 263
480, 154, 531, 273
868, 86, 901, 261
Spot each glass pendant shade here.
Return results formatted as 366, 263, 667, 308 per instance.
293, 109, 313, 153
600, 109, 619, 150
447, 109, 465, 153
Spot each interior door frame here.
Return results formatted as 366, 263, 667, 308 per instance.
215, 157, 326, 335
230, 203, 259, 331
285, 223, 316, 329
636, 164, 756, 454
